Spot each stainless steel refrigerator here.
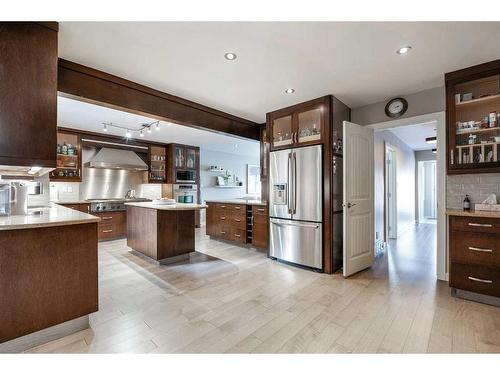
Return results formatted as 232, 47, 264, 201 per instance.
269, 145, 323, 270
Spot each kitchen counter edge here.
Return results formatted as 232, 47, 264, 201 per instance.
205, 199, 268, 206
125, 202, 208, 211
446, 209, 500, 219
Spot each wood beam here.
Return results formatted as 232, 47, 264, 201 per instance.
57, 59, 260, 140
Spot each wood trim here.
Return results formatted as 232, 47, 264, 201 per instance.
445, 59, 500, 83
57, 59, 260, 140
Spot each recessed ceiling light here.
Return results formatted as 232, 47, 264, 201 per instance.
285, 88, 295, 94
224, 52, 237, 60
397, 46, 412, 55
425, 136, 437, 144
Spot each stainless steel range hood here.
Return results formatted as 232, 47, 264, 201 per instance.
84, 147, 148, 171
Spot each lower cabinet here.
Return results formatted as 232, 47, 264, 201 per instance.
206, 202, 268, 249
449, 215, 500, 298
94, 211, 127, 241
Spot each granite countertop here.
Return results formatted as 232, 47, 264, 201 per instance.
0, 203, 100, 231
205, 199, 268, 206
446, 209, 500, 219
125, 202, 208, 211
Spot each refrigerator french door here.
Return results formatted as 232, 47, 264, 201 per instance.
269, 145, 322, 269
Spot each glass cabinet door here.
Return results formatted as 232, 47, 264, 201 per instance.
271, 115, 293, 148
185, 148, 197, 169
175, 146, 184, 168
297, 107, 322, 144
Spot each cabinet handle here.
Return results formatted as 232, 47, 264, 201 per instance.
220, 216, 226, 220
235, 219, 241, 222
257, 208, 265, 212
468, 276, 493, 284
102, 216, 113, 220
220, 231, 226, 234
220, 205, 226, 208
468, 223, 493, 227
102, 229, 113, 233
468, 246, 493, 253
251, 216, 254, 225
235, 206, 241, 210
234, 234, 241, 238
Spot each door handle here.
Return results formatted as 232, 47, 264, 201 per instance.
288, 152, 292, 214
468, 246, 493, 253
293, 151, 297, 214
345, 202, 356, 208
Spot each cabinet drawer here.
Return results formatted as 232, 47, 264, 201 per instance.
216, 212, 230, 225
98, 224, 118, 240
215, 203, 229, 211
252, 222, 269, 248
230, 228, 246, 244
450, 263, 500, 297
62, 204, 80, 211
450, 231, 500, 267
229, 204, 245, 213
230, 215, 246, 230
253, 212, 268, 225
218, 225, 230, 240
450, 216, 500, 234
252, 205, 268, 217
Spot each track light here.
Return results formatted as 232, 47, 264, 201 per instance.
103, 123, 108, 132
140, 129, 144, 137
125, 129, 131, 138
425, 136, 437, 144
155, 122, 160, 131
146, 126, 152, 134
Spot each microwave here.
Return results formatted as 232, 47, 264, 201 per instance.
176, 170, 196, 183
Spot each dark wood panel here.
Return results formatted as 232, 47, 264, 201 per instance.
450, 262, 500, 297
0, 223, 98, 343
126, 206, 157, 259
206, 203, 217, 237
95, 211, 126, 240
0, 22, 58, 167
58, 59, 260, 140
157, 210, 195, 259
450, 230, 500, 267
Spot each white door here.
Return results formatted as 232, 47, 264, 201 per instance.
343, 121, 375, 277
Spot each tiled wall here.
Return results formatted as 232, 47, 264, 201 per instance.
446, 173, 500, 209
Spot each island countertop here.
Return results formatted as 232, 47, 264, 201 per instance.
446, 209, 500, 219
205, 199, 267, 206
125, 202, 207, 210
0, 203, 100, 231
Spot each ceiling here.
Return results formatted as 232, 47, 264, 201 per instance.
388, 121, 437, 151
58, 22, 500, 123
57, 96, 260, 157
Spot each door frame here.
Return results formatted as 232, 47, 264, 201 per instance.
384, 143, 398, 240
368, 111, 447, 281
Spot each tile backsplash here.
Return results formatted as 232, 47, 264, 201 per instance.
447, 173, 500, 209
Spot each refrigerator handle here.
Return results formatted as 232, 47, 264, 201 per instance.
287, 152, 292, 214
293, 151, 297, 214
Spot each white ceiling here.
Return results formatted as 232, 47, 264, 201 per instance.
388, 121, 437, 151
57, 96, 260, 157
58, 22, 500, 123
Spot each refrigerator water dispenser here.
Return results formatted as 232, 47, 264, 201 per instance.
272, 184, 287, 205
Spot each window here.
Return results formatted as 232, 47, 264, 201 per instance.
247, 164, 261, 196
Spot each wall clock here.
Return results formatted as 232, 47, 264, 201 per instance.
385, 97, 408, 118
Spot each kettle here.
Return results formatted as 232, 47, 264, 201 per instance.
10, 182, 29, 215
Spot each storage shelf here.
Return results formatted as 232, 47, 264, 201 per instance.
456, 93, 500, 107
57, 153, 78, 158
456, 141, 500, 149
456, 127, 500, 135
55, 166, 78, 170
208, 169, 227, 173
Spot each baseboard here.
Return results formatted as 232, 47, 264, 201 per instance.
0, 315, 89, 353
452, 288, 500, 307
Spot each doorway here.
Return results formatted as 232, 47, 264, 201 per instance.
418, 160, 437, 223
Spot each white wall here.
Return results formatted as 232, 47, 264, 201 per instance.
199, 148, 260, 203
374, 130, 416, 242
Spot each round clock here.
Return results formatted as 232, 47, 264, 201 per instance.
385, 97, 408, 118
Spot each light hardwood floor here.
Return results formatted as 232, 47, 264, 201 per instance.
27, 223, 500, 353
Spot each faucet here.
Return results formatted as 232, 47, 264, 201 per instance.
125, 189, 135, 199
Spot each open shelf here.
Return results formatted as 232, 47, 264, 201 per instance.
456, 93, 500, 107
456, 127, 500, 135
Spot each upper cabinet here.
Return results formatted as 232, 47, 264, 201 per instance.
174, 145, 198, 170
0, 22, 58, 168
49, 130, 82, 182
268, 98, 327, 151
446, 59, 500, 174
167, 144, 200, 183
148, 145, 167, 183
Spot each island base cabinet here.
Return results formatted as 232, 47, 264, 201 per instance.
0, 223, 98, 344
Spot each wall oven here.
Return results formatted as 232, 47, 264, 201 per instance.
173, 184, 198, 204
176, 170, 196, 183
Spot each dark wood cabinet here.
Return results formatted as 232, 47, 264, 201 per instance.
148, 145, 167, 183
206, 202, 268, 249
446, 59, 500, 174
449, 215, 500, 299
166, 143, 200, 183
0, 22, 58, 168
59, 203, 90, 214
268, 97, 327, 151
50, 130, 82, 182
94, 211, 126, 241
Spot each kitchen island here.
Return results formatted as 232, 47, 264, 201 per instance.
0, 204, 100, 352
126, 202, 207, 264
